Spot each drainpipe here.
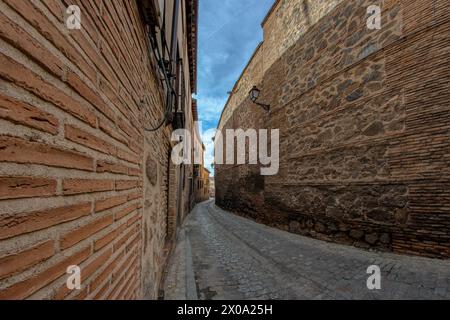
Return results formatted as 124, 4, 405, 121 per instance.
170, 0, 180, 81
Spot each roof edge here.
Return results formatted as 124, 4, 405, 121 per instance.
186, 0, 199, 94
216, 41, 264, 130
261, 0, 281, 27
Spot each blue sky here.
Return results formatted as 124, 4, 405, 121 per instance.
196, 0, 274, 174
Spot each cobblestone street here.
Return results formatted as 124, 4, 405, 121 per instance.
164, 200, 450, 300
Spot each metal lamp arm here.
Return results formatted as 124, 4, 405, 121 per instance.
254, 101, 270, 112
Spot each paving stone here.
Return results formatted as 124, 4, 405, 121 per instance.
164, 200, 450, 300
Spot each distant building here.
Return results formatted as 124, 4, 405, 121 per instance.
194, 143, 210, 202
209, 177, 215, 198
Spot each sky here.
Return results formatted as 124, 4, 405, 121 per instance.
195, 0, 275, 175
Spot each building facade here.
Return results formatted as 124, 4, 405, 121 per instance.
209, 177, 215, 199
194, 143, 210, 203
215, 0, 450, 258
0, 0, 199, 299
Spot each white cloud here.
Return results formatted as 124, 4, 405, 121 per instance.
197, 96, 227, 122
200, 126, 218, 175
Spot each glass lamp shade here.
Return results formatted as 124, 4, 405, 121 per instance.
249, 86, 260, 102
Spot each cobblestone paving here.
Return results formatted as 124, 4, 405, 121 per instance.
164, 200, 450, 300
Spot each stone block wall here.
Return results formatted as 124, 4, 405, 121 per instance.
216, 0, 450, 258
0, 0, 188, 299
262, 0, 343, 73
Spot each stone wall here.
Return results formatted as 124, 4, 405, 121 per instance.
0, 0, 196, 299
218, 0, 343, 128
215, 0, 450, 258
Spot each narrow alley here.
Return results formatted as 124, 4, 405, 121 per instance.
1, 0, 449, 305
164, 200, 450, 300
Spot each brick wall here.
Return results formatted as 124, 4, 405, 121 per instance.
0, 0, 193, 299
216, 0, 450, 258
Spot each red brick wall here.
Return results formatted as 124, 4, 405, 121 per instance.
0, 0, 174, 299
216, 0, 450, 258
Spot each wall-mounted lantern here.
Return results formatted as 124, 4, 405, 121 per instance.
249, 86, 270, 111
